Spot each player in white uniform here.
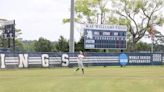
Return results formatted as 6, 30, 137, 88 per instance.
75, 51, 85, 74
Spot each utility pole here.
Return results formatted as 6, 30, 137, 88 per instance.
13, 20, 15, 52
69, 0, 75, 53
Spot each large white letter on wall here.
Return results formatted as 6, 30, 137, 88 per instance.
62, 54, 69, 66
19, 54, 28, 68
42, 54, 49, 67
0, 54, 6, 69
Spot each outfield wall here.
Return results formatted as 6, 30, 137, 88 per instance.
0, 52, 164, 69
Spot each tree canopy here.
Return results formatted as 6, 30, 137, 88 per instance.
110, 0, 164, 51
64, 0, 164, 52
34, 37, 53, 52
55, 36, 69, 52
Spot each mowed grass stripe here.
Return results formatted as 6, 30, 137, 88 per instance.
0, 66, 164, 92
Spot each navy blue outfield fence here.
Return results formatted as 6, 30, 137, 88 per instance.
0, 52, 164, 69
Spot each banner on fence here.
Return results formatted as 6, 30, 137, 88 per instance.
0, 53, 163, 69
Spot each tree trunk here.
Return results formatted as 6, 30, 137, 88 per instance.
131, 41, 136, 52
130, 36, 137, 52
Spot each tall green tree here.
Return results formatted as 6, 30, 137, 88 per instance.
154, 44, 164, 52
64, 0, 164, 52
153, 31, 164, 45
22, 40, 36, 52
63, 0, 109, 52
15, 39, 24, 52
34, 37, 53, 52
75, 37, 85, 51
136, 41, 151, 52
63, 0, 109, 24
110, 0, 164, 51
55, 36, 69, 52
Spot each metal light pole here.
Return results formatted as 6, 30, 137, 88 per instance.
13, 20, 15, 52
69, 0, 75, 53
151, 37, 154, 53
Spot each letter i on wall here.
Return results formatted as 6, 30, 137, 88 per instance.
0, 54, 6, 69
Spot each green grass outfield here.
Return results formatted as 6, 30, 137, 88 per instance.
0, 66, 164, 92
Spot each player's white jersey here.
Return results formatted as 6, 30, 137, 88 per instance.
77, 54, 84, 68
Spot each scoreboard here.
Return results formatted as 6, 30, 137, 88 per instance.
84, 24, 127, 49
3, 20, 15, 39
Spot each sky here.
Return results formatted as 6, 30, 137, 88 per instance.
0, 0, 82, 41
0, 0, 164, 42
